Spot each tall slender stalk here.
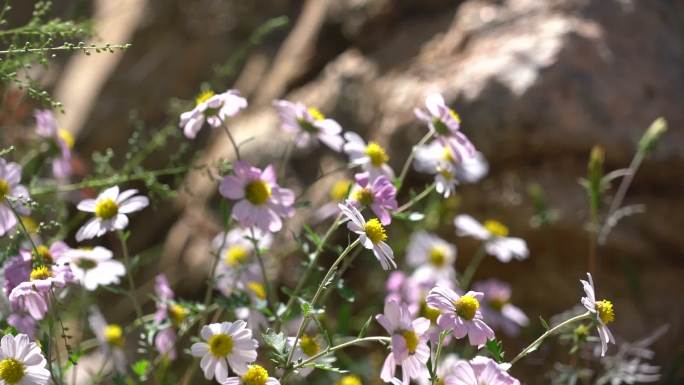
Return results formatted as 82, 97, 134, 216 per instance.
249, 227, 279, 323
117, 231, 143, 320
459, 245, 486, 290
510, 312, 591, 365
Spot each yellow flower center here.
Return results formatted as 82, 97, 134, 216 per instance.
307, 107, 325, 121
224, 246, 249, 267
329, 179, 352, 201
104, 324, 124, 348
0, 358, 25, 385
454, 295, 480, 321
169, 304, 188, 326
247, 281, 267, 300
0, 179, 10, 201
299, 334, 320, 357
30, 265, 53, 281
448, 109, 461, 124
574, 324, 590, 338
595, 300, 615, 325
442, 147, 455, 162
208, 333, 234, 357
438, 166, 454, 180
245, 180, 272, 206
420, 301, 441, 324
365, 142, 389, 167
95, 198, 118, 220
363, 218, 387, 244
76, 258, 97, 270
33, 244, 53, 263
20, 216, 38, 234
489, 298, 507, 312
428, 246, 448, 267
353, 188, 374, 206
58, 129, 75, 149
401, 330, 419, 354
241, 365, 269, 385
195, 90, 215, 105
484, 220, 509, 237
336, 374, 363, 385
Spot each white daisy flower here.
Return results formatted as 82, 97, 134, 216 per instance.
273, 100, 344, 151
75, 186, 149, 241
342, 132, 395, 179
580, 273, 615, 357
212, 228, 272, 297
453, 215, 528, 262
89, 308, 127, 373
0, 333, 50, 385
414, 141, 488, 198
406, 231, 457, 283
190, 320, 258, 381
180, 89, 247, 139
338, 202, 396, 270
219, 364, 280, 385
59, 247, 125, 290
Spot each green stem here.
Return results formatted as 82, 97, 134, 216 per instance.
430, 331, 449, 385
3, 198, 40, 260
396, 183, 436, 213
249, 227, 279, 323
117, 231, 143, 320
0, 43, 130, 55
291, 336, 390, 370
29, 166, 190, 195
509, 311, 592, 365
396, 131, 434, 191
221, 124, 241, 161
459, 245, 486, 290
281, 238, 360, 378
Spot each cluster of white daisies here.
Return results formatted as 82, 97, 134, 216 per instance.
0, 90, 617, 385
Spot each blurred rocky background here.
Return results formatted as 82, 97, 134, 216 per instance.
3, 0, 683, 383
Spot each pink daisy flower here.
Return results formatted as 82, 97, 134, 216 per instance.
219, 160, 295, 233
153, 274, 187, 360
376, 300, 430, 385
414, 93, 475, 162
342, 132, 395, 179
348, 172, 397, 225
0, 158, 31, 237
580, 273, 615, 356
273, 99, 344, 151
338, 202, 396, 270
472, 279, 529, 337
426, 286, 495, 347
180, 89, 247, 139
445, 356, 520, 385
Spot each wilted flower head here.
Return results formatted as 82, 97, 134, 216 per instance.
348, 172, 397, 225
0, 158, 31, 237
343, 132, 395, 179
75, 185, 149, 241
454, 215, 528, 262
472, 279, 529, 336
339, 202, 396, 270
376, 300, 430, 384
426, 286, 495, 347
180, 89, 247, 139
580, 273, 615, 356
273, 99, 344, 151
219, 161, 295, 233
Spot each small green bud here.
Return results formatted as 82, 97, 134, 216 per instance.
638, 117, 667, 154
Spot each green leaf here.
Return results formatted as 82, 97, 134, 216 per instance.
132, 359, 150, 380
485, 339, 505, 363
262, 329, 287, 355
310, 363, 347, 373
539, 316, 550, 330
357, 315, 373, 339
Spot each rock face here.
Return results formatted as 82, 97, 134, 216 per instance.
58, 0, 683, 380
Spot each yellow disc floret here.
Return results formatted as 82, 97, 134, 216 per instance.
224, 246, 249, 267
195, 90, 215, 105
329, 179, 352, 201
353, 188, 374, 206
420, 301, 441, 324
448, 109, 461, 124
299, 334, 320, 357
169, 303, 188, 326
30, 265, 53, 281
336, 374, 363, 385
241, 365, 269, 385
364, 218, 387, 244
208, 333, 234, 357
0, 179, 10, 201
104, 324, 125, 348
428, 246, 447, 267
401, 330, 419, 354
247, 281, 267, 300
33, 245, 53, 263
58, 129, 75, 149
245, 180, 272, 206
307, 107, 325, 121
454, 295, 479, 321
595, 300, 615, 325
0, 358, 25, 385
484, 220, 509, 237
365, 142, 389, 167
95, 198, 118, 220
